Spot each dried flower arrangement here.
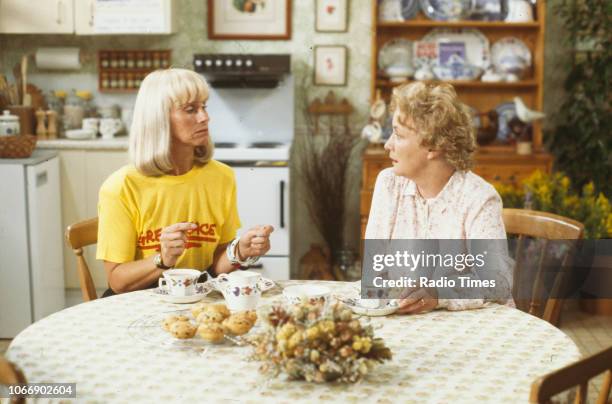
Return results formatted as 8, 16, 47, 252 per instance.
249, 302, 392, 383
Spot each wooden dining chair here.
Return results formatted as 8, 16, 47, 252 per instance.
530, 346, 612, 404
0, 355, 27, 404
503, 208, 584, 327
65, 217, 99, 302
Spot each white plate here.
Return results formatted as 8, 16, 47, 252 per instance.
335, 295, 399, 316
378, 0, 420, 21
419, 0, 472, 21
378, 38, 414, 75
423, 28, 491, 70
151, 282, 214, 304
491, 37, 531, 77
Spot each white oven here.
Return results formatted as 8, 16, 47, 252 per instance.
195, 54, 293, 280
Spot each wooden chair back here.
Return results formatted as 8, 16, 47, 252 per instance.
0, 355, 27, 404
530, 346, 612, 404
502, 209, 584, 326
65, 217, 99, 302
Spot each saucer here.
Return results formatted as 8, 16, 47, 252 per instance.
210, 276, 276, 293
335, 294, 399, 316
152, 282, 214, 304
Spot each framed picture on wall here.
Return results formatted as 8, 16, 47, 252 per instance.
208, 0, 292, 40
315, 0, 349, 32
314, 45, 348, 86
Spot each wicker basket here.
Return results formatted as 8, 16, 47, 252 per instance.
0, 135, 37, 158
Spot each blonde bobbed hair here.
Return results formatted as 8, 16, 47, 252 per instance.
129, 68, 214, 176
390, 81, 476, 170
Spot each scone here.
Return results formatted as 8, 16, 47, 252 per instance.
197, 322, 225, 343
203, 304, 230, 319
169, 321, 197, 339
196, 310, 225, 324
191, 302, 207, 319
161, 315, 190, 332
222, 313, 256, 336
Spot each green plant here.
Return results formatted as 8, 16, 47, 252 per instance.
493, 170, 612, 238
546, 0, 612, 197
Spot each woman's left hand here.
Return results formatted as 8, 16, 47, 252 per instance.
397, 287, 438, 314
237, 225, 274, 259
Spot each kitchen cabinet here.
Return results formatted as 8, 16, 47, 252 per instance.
59, 149, 128, 290
75, 0, 177, 35
0, 0, 176, 35
0, 0, 74, 34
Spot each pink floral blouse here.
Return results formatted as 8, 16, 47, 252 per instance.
365, 168, 514, 310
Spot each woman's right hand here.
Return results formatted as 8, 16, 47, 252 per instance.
160, 222, 197, 267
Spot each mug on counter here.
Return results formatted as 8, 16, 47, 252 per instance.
82, 118, 100, 134
99, 118, 123, 139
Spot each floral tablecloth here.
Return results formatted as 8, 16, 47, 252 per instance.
6, 281, 581, 403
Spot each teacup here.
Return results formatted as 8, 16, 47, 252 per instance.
283, 284, 331, 307
216, 270, 262, 312
158, 269, 202, 297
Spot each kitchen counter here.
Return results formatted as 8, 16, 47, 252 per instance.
36, 137, 129, 150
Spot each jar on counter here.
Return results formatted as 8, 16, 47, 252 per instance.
63, 90, 85, 131
0, 110, 20, 136
76, 91, 95, 117
48, 91, 66, 136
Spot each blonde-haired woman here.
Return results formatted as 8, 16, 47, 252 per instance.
97, 68, 273, 296
365, 81, 512, 313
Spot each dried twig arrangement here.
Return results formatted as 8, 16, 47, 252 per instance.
297, 91, 362, 259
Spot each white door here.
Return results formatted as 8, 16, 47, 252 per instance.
74, 0, 95, 35
0, 0, 74, 34
232, 167, 289, 256
0, 164, 32, 337
27, 157, 66, 321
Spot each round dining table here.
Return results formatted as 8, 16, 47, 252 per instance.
6, 280, 581, 403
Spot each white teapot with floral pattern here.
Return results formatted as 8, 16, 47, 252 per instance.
216, 270, 262, 312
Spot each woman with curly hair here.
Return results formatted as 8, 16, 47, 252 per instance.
365, 81, 512, 313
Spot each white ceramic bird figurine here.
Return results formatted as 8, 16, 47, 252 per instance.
514, 96, 546, 123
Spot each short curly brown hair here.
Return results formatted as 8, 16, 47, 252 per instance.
390, 81, 476, 170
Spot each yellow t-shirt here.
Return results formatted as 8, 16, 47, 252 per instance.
96, 160, 241, 271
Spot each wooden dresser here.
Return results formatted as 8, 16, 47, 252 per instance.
359, 146, 552, 239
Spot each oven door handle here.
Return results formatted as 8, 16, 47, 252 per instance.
279, 180, 285, 229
